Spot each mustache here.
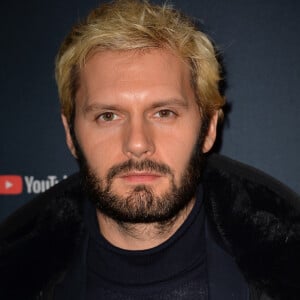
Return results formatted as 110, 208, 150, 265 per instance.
107, 159, 172, 182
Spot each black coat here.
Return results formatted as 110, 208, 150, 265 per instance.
0, 154, 299, 299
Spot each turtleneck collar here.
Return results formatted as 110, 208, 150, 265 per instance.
85, 185, 206, 286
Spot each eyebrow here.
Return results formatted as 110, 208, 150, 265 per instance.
149, 98, 189, 109
82, 103, 121, 114
82, 98, 189, 114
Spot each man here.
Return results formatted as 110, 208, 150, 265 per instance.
0, 0, 299, 299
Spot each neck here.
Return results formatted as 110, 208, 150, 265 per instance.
96, 197, 196, 251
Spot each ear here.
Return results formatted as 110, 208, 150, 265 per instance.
61, 114, 78, 158
202, 111, 219, 153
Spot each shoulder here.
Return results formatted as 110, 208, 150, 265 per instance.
205, 153, 299, 206
204, 153, 300, 220
0, 173, 84, 298
203, 154, 300, 299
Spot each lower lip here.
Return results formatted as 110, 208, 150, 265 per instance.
121, 175, 161, 183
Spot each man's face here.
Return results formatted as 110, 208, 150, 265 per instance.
62, 49, 217, 223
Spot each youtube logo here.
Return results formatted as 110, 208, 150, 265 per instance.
0, 175, 23, 195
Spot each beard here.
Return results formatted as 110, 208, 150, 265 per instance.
71, 122, 208, 224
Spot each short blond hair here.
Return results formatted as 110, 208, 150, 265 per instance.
55, 0, 225, 124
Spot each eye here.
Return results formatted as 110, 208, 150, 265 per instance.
98, 112, 120, 122
154, 109, 176, 118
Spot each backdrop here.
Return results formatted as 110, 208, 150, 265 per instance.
1, 0, 299, 222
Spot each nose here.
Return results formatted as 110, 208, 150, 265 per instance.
122, 118, 155, 159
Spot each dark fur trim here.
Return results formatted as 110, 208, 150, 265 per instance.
0, 174, 84, 299
204, 154, 300, 299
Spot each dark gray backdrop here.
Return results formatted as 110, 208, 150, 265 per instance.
1, 0, 299, 222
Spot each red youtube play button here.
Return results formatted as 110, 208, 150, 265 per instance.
0, 175, 23, 195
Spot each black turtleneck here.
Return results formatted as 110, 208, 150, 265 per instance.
84, 186, 208, 299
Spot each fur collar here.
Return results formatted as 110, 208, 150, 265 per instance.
0, 154, 299, 299
0, 173, 85, 298
203, 154, 300, 299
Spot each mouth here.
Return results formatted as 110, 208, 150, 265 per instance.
118, 172, 162, 183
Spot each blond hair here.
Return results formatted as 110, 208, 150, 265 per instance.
55, 0, 225, 124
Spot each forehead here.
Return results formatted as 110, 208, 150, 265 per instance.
77, 48, 195, 105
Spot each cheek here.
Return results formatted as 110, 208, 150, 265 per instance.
157, 130, 199, 181
75, 127, 123, 177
